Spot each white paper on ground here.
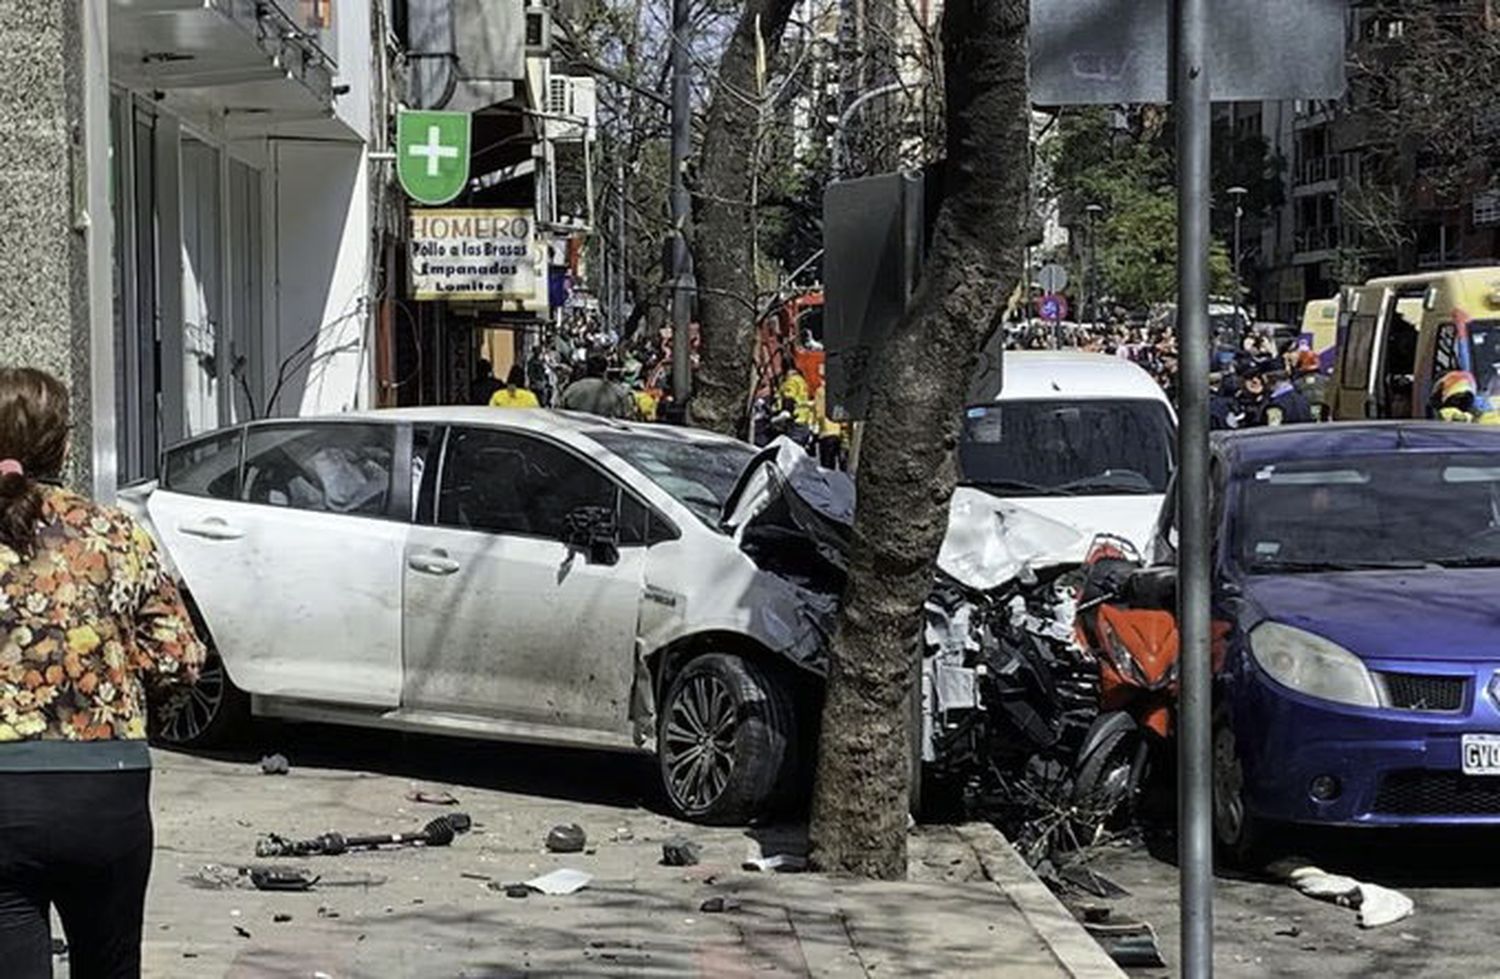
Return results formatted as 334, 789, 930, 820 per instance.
525, 868, 593, 896
1266, 858, 1414, 929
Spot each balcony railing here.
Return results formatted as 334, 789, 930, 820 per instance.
271, 0, 338, 65
1296, 154, 1342, 186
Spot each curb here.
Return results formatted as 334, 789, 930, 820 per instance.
956, 823, 1129, 979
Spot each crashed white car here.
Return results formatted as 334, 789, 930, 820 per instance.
124, 410, 846, 824
941, 351, 1177, 590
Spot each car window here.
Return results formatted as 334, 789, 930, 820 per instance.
240, 424, 396, 517
162, 429, 242, 499
437, 427, 647, 545
1234, 452, 1500, 573
589, 430, 756, 529
958, 398, 1175, 496
1341, 312, 1376, 388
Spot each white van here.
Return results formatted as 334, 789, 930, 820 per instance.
941, 351, 1177, 585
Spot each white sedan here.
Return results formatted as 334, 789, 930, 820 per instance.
125, 408, 832, 823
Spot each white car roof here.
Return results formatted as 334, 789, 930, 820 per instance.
341, 406, 748, 447
993, 351, 1170, 404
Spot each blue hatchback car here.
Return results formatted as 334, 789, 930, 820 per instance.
1152, 423, 1500, 859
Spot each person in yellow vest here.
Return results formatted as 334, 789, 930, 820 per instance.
813, 384, 845, 469
778, 366, 815, 430
633, 386, 659, 422
489, 365, 541, 408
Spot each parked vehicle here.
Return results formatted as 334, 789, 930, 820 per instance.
1139, 423, 1500, 862
1299, 297, 1340, 372
948, 351, 1177, 579
122, 410, 852, 824
1070, 536, 1179, 826
1330, 267, 1500, 421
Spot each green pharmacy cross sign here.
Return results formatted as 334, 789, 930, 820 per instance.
397, 110, 471, 205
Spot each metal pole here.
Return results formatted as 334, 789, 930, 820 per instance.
669, 0, 692, 404
1087, 211, 1097, 328
1232, 206, 1242, 289
1175, 0, 1214, 975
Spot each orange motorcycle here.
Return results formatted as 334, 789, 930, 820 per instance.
1070, 536, 1180, 830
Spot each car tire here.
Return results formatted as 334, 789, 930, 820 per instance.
150, 650, 251, 749
658, 653, 796, 825
1212, 704, 1268, 869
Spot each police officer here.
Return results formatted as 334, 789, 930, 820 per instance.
1235, 364, 1270, 427
1263, 367, 1315, 426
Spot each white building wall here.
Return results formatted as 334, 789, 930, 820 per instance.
269, 140, 373, 417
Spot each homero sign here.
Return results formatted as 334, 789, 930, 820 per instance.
397, 110, 471, 205
410, 209, 545, 309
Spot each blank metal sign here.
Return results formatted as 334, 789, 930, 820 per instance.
1030, 0, 1347, 105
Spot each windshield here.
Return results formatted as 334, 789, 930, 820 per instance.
1469, 320, 1500, 401
591, 431, 757, 528
1236, 452, 1500, 574
957, 399, 1176, 496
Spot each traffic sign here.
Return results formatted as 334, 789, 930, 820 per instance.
1037, 263, 1069, 295
397, 110, 472, 205
1037, 293, 1069, 322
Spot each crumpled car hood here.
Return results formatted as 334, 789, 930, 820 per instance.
937, 488, 1093, 591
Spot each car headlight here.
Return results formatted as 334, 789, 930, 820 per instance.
1248, 622, 1380, 708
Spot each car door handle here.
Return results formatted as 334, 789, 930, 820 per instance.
408, 552, 460, 576
178, 518, 244, 541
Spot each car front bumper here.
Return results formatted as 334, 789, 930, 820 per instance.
1233, 659, 1500, 827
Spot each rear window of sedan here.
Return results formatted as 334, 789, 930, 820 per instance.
590, 431, 756, 529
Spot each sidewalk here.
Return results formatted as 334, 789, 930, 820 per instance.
107, 737, 1122, 978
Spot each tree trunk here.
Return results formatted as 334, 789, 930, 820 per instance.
809, 0, 1031, 879
690, 0, 799, 437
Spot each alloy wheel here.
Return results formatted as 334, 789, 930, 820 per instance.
156, 656, 226, 745
662, 672, 739, 813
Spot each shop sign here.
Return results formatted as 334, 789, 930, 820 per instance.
409, 208, 545, 308
397, 110, 471, 205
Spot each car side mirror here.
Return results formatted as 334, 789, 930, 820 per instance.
1123, 566, 1178, 612
565, 506, 620, 566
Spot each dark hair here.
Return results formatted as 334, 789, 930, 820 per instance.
0, 367, 69, 556
585, 352, 609, 378
506, 365, 526, 388
476, 358, 493, 377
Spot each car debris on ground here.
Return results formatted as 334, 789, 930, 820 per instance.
525, 868, 593, 896
255, 814, 471, 857
1267, 858, 1416, 929
405, 788, 460, 806
545, 823, 588, 853
660, 837, 701, 867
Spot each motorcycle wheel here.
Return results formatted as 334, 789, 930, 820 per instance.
1070, 726, 1142, 848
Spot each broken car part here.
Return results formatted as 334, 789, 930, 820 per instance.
255, 814, 470, 858
545, 823, 588, 853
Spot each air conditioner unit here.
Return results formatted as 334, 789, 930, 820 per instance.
545, 76, 597, 143
525, 7, 552, 57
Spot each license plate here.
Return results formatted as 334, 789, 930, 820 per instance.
1462, 734, 1500, 775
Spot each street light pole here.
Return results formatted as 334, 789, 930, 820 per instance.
1228, 185, 1248, 307
1085, 202, 1104, 328
1176, 0, 1214, 976
669, 0, 692, 406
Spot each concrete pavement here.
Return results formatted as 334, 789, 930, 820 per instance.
70, 726, 1123, 978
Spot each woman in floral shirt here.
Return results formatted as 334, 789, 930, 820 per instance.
0, 367, 204, 978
